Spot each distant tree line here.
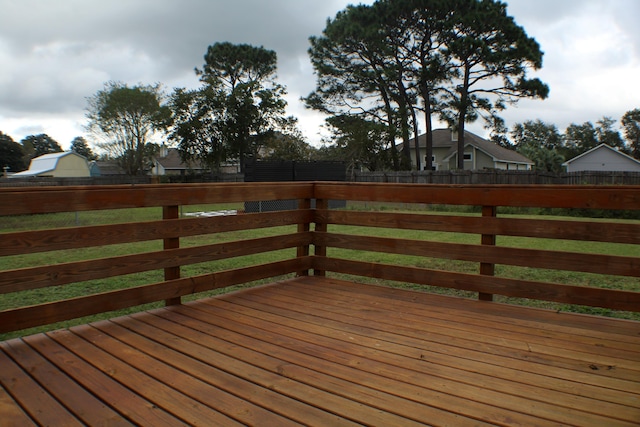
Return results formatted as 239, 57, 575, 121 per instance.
495, 110, 640, 172
2, 0, 639, 176
0, 133, 98, 174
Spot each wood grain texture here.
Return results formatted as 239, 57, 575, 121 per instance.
1, 209, 312, 256
0, 182, 315, 215
313, 182, 640, 210
319, 209, 640, 244
314, 232, 640, 277
312, 256, 640, 311
0, 233, 311, 293
1, 277, 638, 426
0, 258, 310, 333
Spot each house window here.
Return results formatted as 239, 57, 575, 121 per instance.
425, 155, 437, 171
463, 153, 472, 161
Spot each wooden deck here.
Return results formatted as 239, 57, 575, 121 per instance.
2, 276, 639, 427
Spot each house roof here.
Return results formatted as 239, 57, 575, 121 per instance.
10, 151, 86, 177
562, 143, 640, 166
414, 129, 533, 165
90, 161, 127, 176
156, 148, 206, 170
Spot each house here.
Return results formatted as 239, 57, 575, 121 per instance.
151, 146, 208, 176
409, 129, 533, 171
152, 146, 239, 175
9, 151, 90, 178
562, 143, 640, 172
89, 161, 127, 176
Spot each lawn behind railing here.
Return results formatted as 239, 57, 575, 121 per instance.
1, 182, 639, 341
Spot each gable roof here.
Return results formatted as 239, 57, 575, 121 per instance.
415, 129, 533, 165
155, 148, 206, 171
90, 161, 127, 176
10, 151, 87, 177
562, 143, 640, 166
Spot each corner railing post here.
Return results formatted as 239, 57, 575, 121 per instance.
163, 205, 181, 306
314, 198, 328, 277
479, 205, 496, 301
297, 197, 311, 276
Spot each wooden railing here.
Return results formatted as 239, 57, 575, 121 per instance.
1, 182, 639, 335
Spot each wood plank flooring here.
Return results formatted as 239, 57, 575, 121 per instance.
1, 276, 639, 426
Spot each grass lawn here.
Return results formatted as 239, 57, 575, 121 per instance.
1, 206, 639, 340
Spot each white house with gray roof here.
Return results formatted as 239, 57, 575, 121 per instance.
562, 144, 640, 172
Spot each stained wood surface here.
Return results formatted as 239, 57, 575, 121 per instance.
0, 182, 315, 215
1, 209, 312, 257
313, 182, 640, 209
2, 182, 638, 337
318, 209, 640, 244
0, 233, 311, 293
2, 277, 639, 426
313, 256, 640, 311
0, 258, 311, 333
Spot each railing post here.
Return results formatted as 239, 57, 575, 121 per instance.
297, 198, 311, 276
163, 205, 181, 306
314, 198, 328, 277
479, 205, 496, 302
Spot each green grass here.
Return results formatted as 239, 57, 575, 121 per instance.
1, 206, 639, 340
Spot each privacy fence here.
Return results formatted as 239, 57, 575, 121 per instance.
0, 173, 244, 187
353, 170, 640, 185
3, 169, 640, 188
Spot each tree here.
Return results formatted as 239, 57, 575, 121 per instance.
563, 117, 624, 160
169, 86, 227, 171
563, 122, 597, 160
378, 0, 454, 170
326, 114, 393, 174
87, 81, 171, 175
595, 117, 624, 150
171, 42, 292, 172
511, 119, 563, 151
621, 108, 640, 159
21, 134, 62, 158
510, 120, 564, 172
261, 129, 315, 162
0, 132, 27, 173
70, 136, 97, 160
306, 0, 548, 171
305, 4, 407, 170
440, 0, 549, 169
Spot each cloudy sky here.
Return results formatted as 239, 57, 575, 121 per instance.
1, 0, 639, 150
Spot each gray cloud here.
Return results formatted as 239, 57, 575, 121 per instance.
1, 0, 638, 147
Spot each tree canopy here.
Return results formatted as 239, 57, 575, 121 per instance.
621, 108, 640, 159
0, 132, 27, 173
21, 133, 63, 158
562, 117, 625, 160
170, 42, 297, 171
70, 136, 97, 160
305, 0, 548, 171
511, 120, 564, 172
86, 81, 171, 175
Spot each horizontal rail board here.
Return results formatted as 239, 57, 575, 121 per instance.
320, 210, 640, 244
313, 257, 640, 311
0, 233, 311, 294
0, 182, 315, 215
314, 183, 640, 210
1, 182, 638, 334
0, 258, 311, 333
315, 232, 640, 278
1, 210, 311, 256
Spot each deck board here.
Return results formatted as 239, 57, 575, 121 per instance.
1, 276, 639, 426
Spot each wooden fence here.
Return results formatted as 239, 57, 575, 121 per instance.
354, 170, 640, 185
1, 182, 639, 334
